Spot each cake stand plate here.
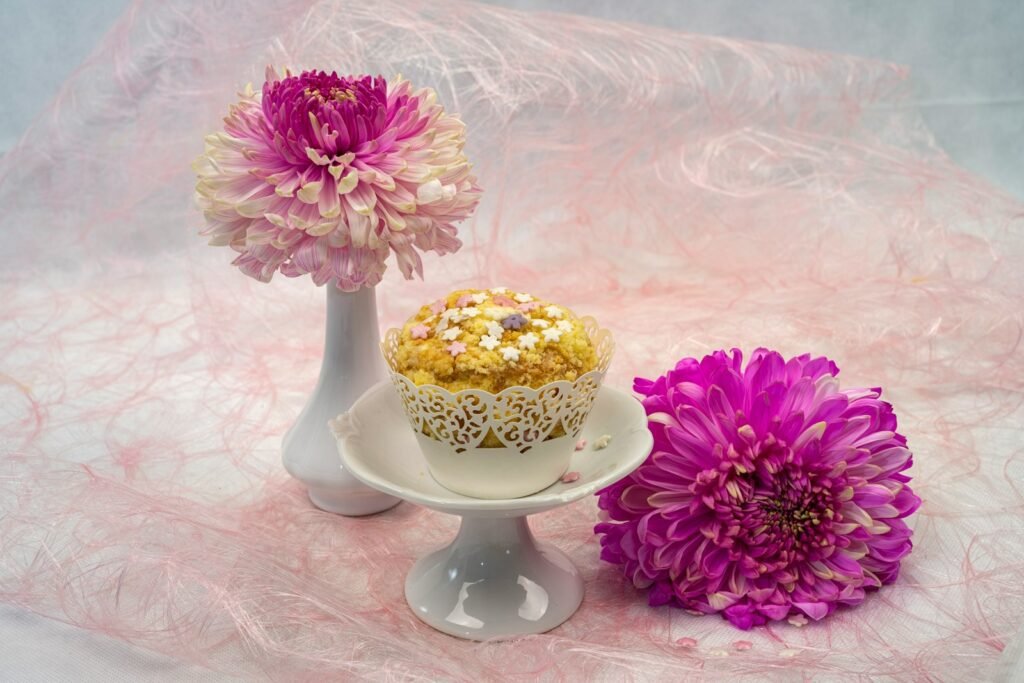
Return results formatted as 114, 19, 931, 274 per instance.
332, 382, 653, 641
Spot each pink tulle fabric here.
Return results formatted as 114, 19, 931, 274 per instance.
1, 0, 1022, 679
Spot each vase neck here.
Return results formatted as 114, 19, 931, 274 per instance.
320, 283, 384, 378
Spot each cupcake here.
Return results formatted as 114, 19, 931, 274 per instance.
383, 288, 613, 498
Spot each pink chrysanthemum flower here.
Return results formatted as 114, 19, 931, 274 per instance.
194, 68, 481, 290
596, 348, 921, 630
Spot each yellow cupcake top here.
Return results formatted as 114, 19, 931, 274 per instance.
392, 288, 599, 392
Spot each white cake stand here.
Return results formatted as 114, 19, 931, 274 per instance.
332, 381, 653, 641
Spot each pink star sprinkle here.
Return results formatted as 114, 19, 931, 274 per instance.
734, 640, 753, 651
517, 301, 541, 312
560, 471, 580, 484
446, 341, 467, 357
456, 294, 474, 307
410, 324, 430, 339
492, 295, 517, 307
575, 438, 587, 451
676, 637, 698, 648
430, 299, 447, 315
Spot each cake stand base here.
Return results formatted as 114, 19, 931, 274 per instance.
332, 382, 653, 640
406, 516, 583, 640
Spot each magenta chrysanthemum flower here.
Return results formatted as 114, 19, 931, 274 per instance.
194, 67, 481, 290
596, 348, 921, 629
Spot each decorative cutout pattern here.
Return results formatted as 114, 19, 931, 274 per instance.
383, 318, 613, 453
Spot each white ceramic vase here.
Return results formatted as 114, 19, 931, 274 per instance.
282, 283, 400, 516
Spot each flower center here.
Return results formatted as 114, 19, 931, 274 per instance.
262, 71, 389, 159
757, 494, 822, 534
734, 461, 841, 568
692, 434, 846, 574
303, 86, 356, 103
748, 469, 835, 547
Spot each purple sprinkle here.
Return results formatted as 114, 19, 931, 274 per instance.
501, 313, 528, 330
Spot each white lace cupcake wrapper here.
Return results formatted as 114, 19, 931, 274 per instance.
383, 318, 614, 454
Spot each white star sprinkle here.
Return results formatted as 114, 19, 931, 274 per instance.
471, 292, 488, 304
518, 332, 539, 350
500, 346, 520, 362
490, 287, 508, 294
435, 317, 449, 332
542, 327, 563, 342
440, 328, 461, 341
479, 334, 500, 351
555, 320, 573, 332
544, 305, 564, 318
485, 320, 505, 338
484, 306, 515, 320
514, 293, 533, 303
460, 306, 480, 318
440, 308, 459, 319
531, 319, 550, 329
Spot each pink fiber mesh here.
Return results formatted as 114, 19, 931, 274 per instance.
2, 0, 1023, 679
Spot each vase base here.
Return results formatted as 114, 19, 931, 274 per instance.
307, 487, 401, 516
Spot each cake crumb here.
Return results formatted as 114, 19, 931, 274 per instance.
787, 614, 808, 627
560, 471, 580, 484
393, 288, 599, 393
574, 438, 587, 451
733, 640, 753, 651
593, 434, 612, 450
675, 637, 697, 648
707, 649, 729, 658
778, 648, 801, 659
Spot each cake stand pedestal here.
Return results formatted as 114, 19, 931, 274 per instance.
332, 382, 653, 640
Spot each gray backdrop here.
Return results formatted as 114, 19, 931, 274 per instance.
2, 0, 1022, 199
